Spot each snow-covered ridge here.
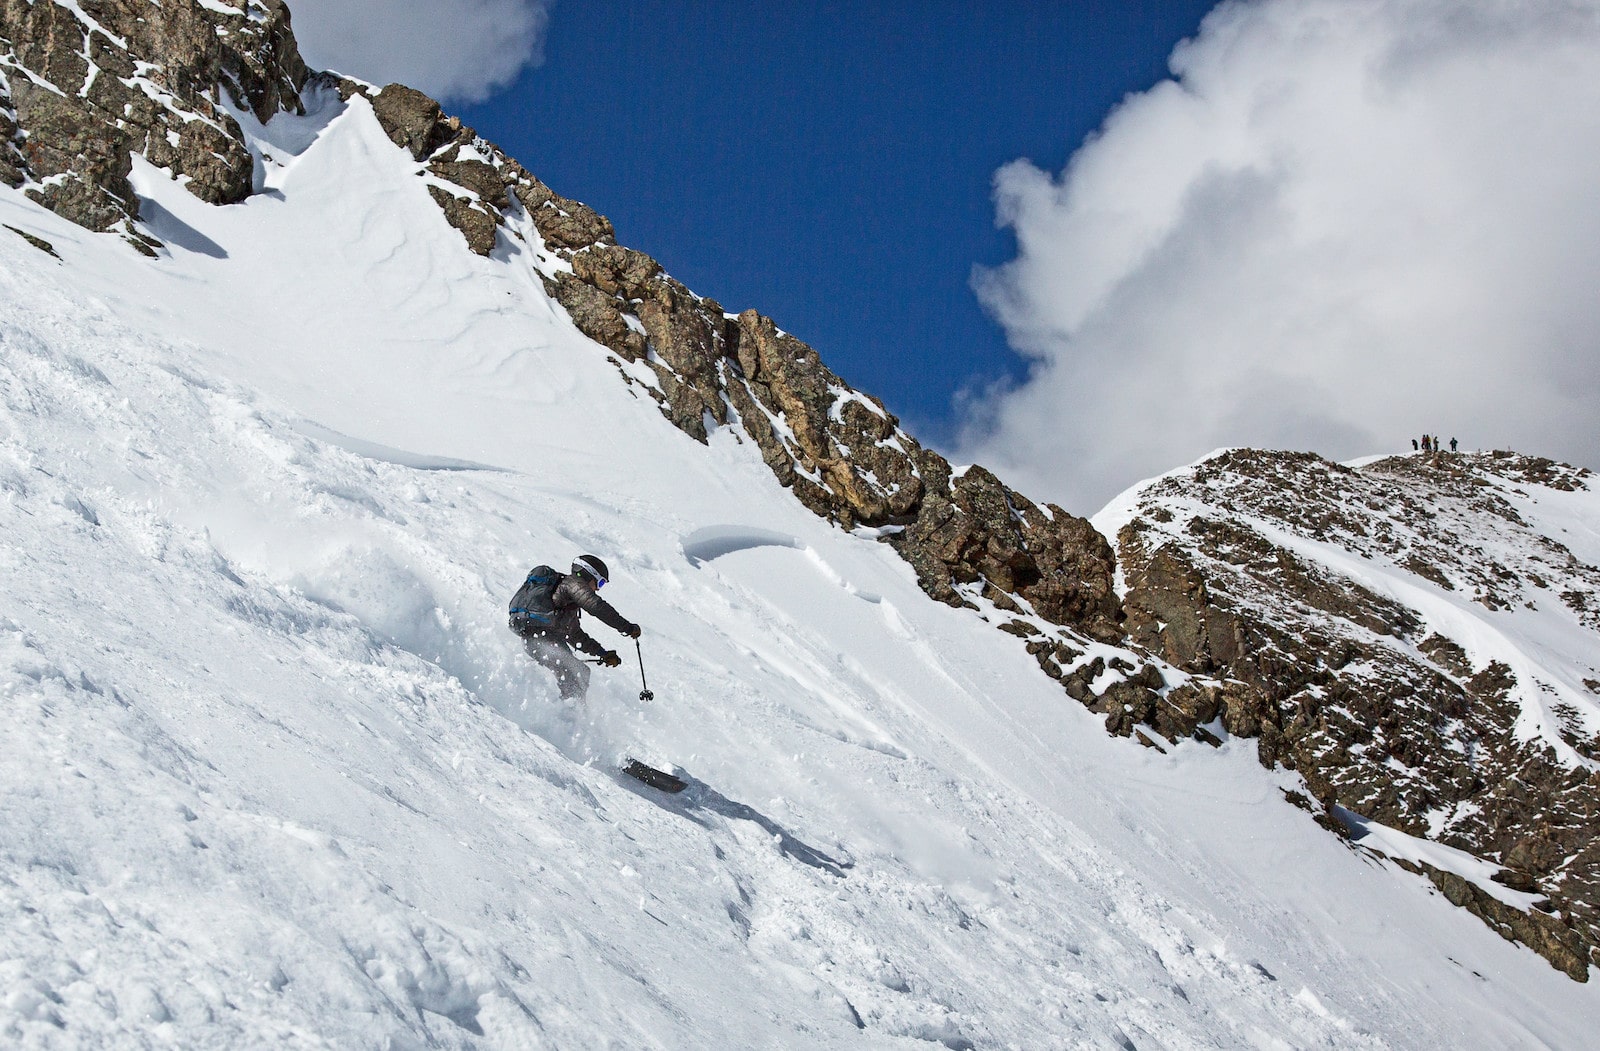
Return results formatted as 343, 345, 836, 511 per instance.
1102, 447, 1600, 981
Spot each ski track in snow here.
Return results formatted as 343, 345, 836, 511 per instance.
2, 93, 1599, 1049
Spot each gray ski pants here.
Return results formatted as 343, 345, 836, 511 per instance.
524, 634, 590, 700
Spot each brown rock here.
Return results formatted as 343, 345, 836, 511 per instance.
572, 244, 662, 300
4, 224, 59, 257
430, 157, 509, 209
730, 311, 832, 454
3, 0, 309, 232
1218, 681, 1277, 740
1155, 682, 1221, 740
15, 88, 134, 231
548, 274, 647, 361
1416, 862, 1590, 982
426, 184, 498, 256
1505, 832, 1572, 876
514, 178, 614, 250
223, 0, 309, 124
7, 0, 89, 95
1098, 681, 1158, 737
1061, 658, 1105, 704
1121, 535, 1241, 671
639, 279, 725, 387
87, 29, 135, 80
331, 75, 372, 103
144, 116, 254, 205
371, 84, 451, 161
1107, 448, 1600, 978
1, 85, 28, 187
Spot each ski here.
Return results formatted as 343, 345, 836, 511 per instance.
623, 759, 686, 793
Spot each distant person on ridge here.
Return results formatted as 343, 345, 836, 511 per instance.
1422, 435, 1432, 453
1450, 437, 1458, 452
508, 554, 642, 700
1412, 438, 1419, 451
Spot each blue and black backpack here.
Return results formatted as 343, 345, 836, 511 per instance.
508, 565, 560, 636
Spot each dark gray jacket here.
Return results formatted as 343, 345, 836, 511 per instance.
532, 574, 638, 656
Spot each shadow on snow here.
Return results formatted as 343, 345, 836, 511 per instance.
622, 769, 854, 878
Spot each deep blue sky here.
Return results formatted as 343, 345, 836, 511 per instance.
457, 1, 1218, 446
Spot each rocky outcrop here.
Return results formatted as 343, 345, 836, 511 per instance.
369, 83, 451, 160
5, 221, 58, 256
563, 242, 1124, 643
333, 78, 619, 262
0, 0, 309, 245
502, 188, 1123, 647
1109, 448, 1600, 979
579, 270, 1122, 642
1, 76, 23, 187
1412, 859, 1592, 982
0, 0, 308, 243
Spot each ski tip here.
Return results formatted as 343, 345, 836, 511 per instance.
622, 758, 687, 794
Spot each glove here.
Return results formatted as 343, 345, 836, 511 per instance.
624, 623, 642, 639
599, 650, 622, 668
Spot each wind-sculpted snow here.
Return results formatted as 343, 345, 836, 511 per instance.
681, 524, 802, 564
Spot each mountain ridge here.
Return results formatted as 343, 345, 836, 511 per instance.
1101, 447, 1600, 979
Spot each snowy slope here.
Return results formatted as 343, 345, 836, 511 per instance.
4, 89, 1600, 1048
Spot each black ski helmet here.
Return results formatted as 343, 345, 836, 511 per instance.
572, 554, 610, 584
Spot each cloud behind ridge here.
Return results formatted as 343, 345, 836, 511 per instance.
962, 0, 1600, 515
289, 0, 550, 103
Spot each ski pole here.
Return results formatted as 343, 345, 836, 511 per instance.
636, 639, 654, 702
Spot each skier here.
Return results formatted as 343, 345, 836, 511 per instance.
1449, 437, 1458, 452
511, 554, 642, 700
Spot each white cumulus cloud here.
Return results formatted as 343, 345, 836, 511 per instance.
962, 0, 1600, 515
287, 0, 550, 103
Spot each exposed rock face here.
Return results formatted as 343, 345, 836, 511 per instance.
604, 257, 1121, 641
0, 0, 308, 243
1109, 449, 1600, 980
370, 83, 450, 160
5, 221, 58, 256
1, 79, 24, 187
